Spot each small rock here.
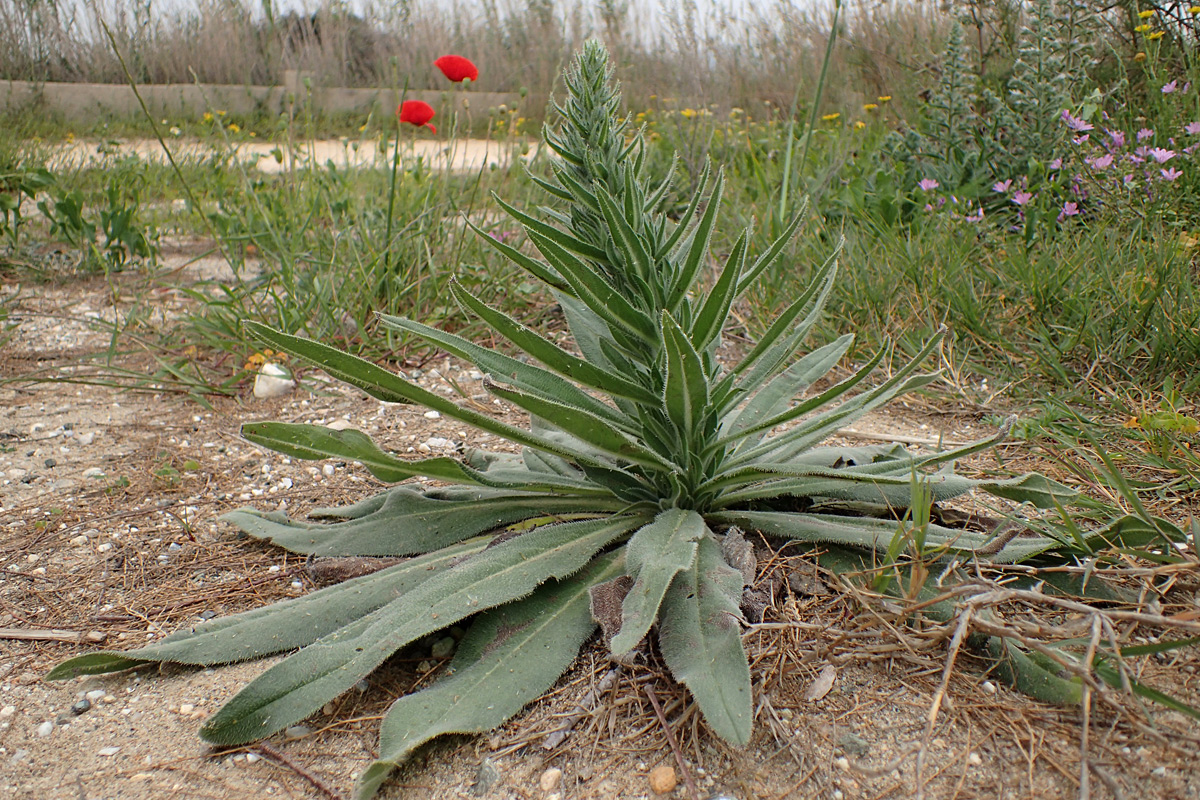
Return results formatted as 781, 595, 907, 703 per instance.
71, 699, 92, 715
0, 705, 15, 719
253, 363, 296, 399
326, 419, 354, 431
472, 758, 501, 796
1152, 766, 1168, 778
834, 756, 850, 772
980, 680, 997, 695
539, 767, 563, 792
97, 746, 120, 757
284, 725, 312, 739
649, 765, 677, 794
423, 410, 441, 419
9, 749, 28, 764
968, 752, 983, 766
82, 467, 105, 479
179, 703, 195, 715
77, 432, 95, 446
431, 636, 456, 659
85, 690, 105, 702
322, 464, 335, 477
44, 458, 57, 468
36, 721, 54, 738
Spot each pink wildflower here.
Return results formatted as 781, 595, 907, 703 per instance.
1012, 191, 1034, 206
1149, 147, 1177, 163
917, 178, 939, 192
1049, 158, 1063, 170
1061, 110, 1093, 132
1138, 128, 1155, 141
992, 179, 1013, 193
1185, 121, 1200, 135
1160, 166, 1183, 181
1087, 153, 1115, 170
1163, 80, 1179, 94
1107, 129, 1126, 148
1057, 201, 1079, 222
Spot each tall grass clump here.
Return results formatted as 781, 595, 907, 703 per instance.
48, 39, 1185, 798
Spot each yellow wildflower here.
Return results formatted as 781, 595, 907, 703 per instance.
1191, 6, 1200, 14
1135, 23, 1152, 32
65, 132, 75, 143
854, 120, 866, 129
821, 112, 840, 122
1122, 417, 1142, 429
228, 123, 240, 133
248, 131, 256, 137
358, 123, 368, 132
1148, 30, 1164, 39
217, 109, 226, 117
863, 103, 878, 111
729, 107, 744, 118
1135, 52, 1147, 61
203, 112, 214, 122
1138, 8, 1155, 17
680, 108, 697, 119
878, 95, 892, 102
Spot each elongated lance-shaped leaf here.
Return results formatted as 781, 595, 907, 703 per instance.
199, 515, 645, 746
526, 228, 658, 343
224, 486, 622, 557
735, 202, 807, 296
658, 534, 752, 745
721, 334, 854, 436
378, 314, 629, 430
985, 638, 1083, 705
610, 508, 706, 655
244, 322, 638, 475
468, 220, 567, 291
690, 228, 748, 353
47, 538, 492, 681
595, 184, 656, 302
449, 283, 659, 404
717, 342, 889, 452
720, 245, 839, 389
492, 194, 609, 263
666, 170, 725, 311
661, 311, 711, 447
484, 379, 677, 471
356, 552, 625, 800
708, 510, 1085, 563
241, 422, 600, 494
658, 161, 710, 259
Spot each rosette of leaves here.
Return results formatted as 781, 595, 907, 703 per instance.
50, 41, 1133, 798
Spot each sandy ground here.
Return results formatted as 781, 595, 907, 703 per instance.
49, 137, 534, 175
1, 259, 1199, 800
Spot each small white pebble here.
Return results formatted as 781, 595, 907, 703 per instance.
968, 752, 983, 766
179, 704, 195, 715
0, 705, 15, 719
423, 410, 440, 419
834, 756, 850, 772
322, 464, 335, 477
36, 721, 54, 738
1152, 766, 1168, 778
980, 680, 996, 695
97, 746, 120, 757
246, 752, 260, 764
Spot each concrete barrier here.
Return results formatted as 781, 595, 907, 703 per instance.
0, 72, 518, 124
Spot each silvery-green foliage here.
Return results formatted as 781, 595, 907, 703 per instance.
50, 40, 1108, 799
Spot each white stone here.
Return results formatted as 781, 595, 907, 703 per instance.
82, 467, 105, 479
77, 432, 95, 446
97, 746, 120, 756
36, 721, 54, 738
322, 464, 335, 477
423, 410, 441, 419
0, 706, 15, 719
253, 363, 295, 399
326, 419, 354, 431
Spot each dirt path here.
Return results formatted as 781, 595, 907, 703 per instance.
50, 136, 533, 175
1, 267, 1198, 800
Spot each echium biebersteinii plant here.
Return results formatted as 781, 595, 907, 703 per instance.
52, 41, 1099, 798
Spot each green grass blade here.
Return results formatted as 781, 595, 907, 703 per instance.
690, 228, 748, 352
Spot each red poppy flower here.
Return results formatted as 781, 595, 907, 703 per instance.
434, 54, 479, 83
398, 100, 436, 133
